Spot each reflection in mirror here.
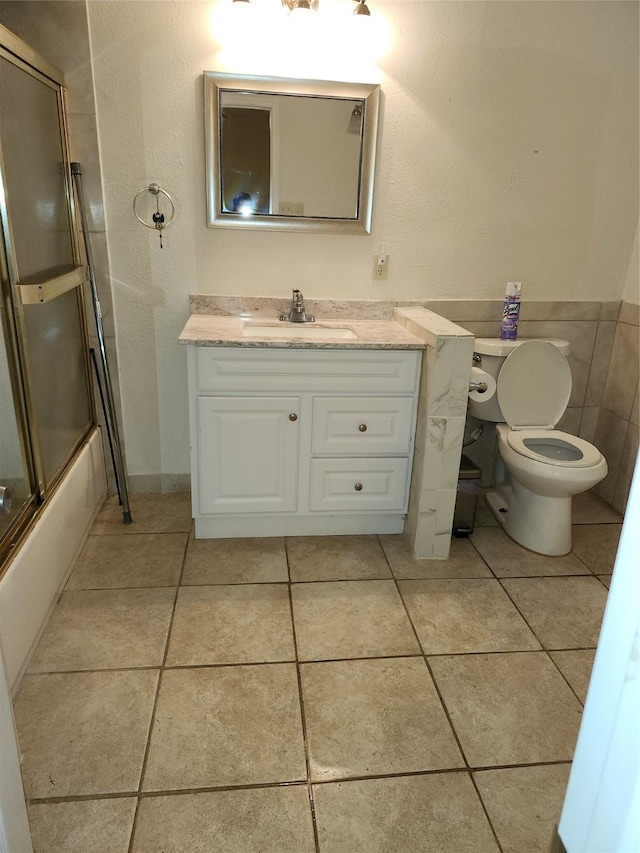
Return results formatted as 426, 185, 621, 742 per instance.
205, 73, 380, 234
221, 103, 271, 215
220, 93, 364, 219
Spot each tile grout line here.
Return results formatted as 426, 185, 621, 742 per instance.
67, 567, 613, 592
467, 535, 593, 708
284, 538, 321, 853
377, 535, 506, 853
91, 528, 193, 538
126, 527, 191, 853
23, 644, 602, 680
25, 514, 611, 846
29, 759, 577, 805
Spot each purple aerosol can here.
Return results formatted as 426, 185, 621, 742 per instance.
500, 281, 522, 341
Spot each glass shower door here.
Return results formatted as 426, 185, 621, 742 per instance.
0, 34, 94, 562
0, 305, 36, 540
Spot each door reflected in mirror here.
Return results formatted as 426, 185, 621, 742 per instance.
205, 73, 380, 234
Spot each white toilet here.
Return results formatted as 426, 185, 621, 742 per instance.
468, 338, 607, 556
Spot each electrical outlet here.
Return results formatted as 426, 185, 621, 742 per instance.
373, 253, 388, 280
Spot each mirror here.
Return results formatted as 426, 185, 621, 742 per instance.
204, 73, 380, 234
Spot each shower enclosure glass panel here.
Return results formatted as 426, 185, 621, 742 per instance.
0, 50, 92, 493
0, 56, 75, 282
0, 30, 94, 565
0, 311, 35, 539
22, 291, 92, 486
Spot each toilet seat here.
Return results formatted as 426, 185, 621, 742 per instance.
497, 340, 571, 430
494, 342, 602, 470
506, 428, 603, 468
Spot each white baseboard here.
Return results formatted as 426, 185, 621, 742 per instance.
195, 512, 405, 538
127, 473, 191, 494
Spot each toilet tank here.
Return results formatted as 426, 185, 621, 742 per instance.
468, 338, 571, 423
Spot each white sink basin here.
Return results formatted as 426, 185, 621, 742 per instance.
242, 323, 358, 340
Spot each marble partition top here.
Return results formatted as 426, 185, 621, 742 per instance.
393, 306, 474, 349
179, 314, 424, 349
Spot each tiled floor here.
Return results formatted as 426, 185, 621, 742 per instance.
14, 490, 620, 853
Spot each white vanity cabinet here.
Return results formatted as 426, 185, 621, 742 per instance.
187, 346, 421, 538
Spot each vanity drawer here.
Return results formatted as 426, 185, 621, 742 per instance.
309, 458, 409, 512
196, 348, 420, 394
312, 397, 414, 455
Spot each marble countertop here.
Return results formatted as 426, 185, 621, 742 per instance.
178, 314, 425, 350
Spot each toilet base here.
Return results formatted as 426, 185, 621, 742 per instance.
486, 483, 573, 556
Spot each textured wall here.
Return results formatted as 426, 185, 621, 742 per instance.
85, 0, 639, 483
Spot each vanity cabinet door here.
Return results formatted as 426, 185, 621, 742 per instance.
197, 396, 300, 514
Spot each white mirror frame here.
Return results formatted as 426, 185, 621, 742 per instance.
204, 72, 380, 235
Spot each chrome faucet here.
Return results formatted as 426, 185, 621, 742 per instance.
280, 289, 315, 323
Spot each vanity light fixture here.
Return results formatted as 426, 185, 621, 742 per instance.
231, 0, 373, 18
282, 0, 319, 13
352, 0, 371, 16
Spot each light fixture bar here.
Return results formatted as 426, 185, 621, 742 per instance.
282, 0, 320, 12
353, 0, 371, 15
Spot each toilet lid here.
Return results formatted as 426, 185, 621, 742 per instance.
497, 340, 572, 429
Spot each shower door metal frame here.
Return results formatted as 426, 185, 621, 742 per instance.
0, 25, 95, 568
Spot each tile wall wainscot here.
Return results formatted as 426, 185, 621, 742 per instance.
594, 301, 639, 514
392, 307, 474, 560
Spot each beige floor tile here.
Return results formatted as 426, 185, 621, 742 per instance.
292, 580, 419, 661
28, 588, 175, 672
14, 670, 158, 798
598, 574, 612, 589
429, 652, 583, 767
182, 536, 288, 584
67, 532, 186, 589
572, 490, 622, 524
287, 535, 391, 581
92, 493, 192, 535
502, 576, 607, 649
132, 786, 315, 852
143, 664, 305, 790
399, 579, 540, 654
380, 535, 492, 579
166, 584, 295, 665
474, 764, 571, 853
550, 649, 596, 703
301, 657, 463, 781
314, 772, 499, 853
471, 528, 588, 577
28, 798, 136, 853
572, 523, 622, 574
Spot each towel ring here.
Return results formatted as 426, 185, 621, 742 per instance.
133, 183, 175, 248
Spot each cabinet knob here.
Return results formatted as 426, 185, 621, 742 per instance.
354, 482, 363, 491
358, 424, 367, 432
289, 413, 298, 422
